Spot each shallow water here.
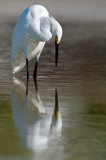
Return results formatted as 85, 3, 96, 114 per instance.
0, 19, 106, 160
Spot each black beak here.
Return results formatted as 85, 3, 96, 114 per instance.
55, 40, 59, 66
55, 89, 59, 118
55, 89, 58, 110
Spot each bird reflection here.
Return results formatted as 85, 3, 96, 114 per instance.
11, 77, 62, 150
50, 89, 62, 139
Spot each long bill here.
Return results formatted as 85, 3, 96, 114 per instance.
55, 89, 59, 118
55, 40, 59, 66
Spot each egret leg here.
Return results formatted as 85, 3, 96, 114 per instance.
33, 78, 38, 94
33, 58, 39, 79
26, 78, 29, 96
26, 58, 29, 79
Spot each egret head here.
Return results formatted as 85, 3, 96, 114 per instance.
51, 17, 63, 66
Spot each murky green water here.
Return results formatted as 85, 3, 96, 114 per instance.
0, 18, 106, 160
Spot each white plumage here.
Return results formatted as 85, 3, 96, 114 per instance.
11, 4, 62, 75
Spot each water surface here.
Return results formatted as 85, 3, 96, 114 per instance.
0, 18, 106, 160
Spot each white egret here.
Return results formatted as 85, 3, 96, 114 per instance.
11, 4, 63, 78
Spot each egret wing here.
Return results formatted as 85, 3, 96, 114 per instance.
12, 41, 45, 73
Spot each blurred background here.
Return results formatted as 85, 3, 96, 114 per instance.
1, 0, 106, 21
0, 0, 106, 160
